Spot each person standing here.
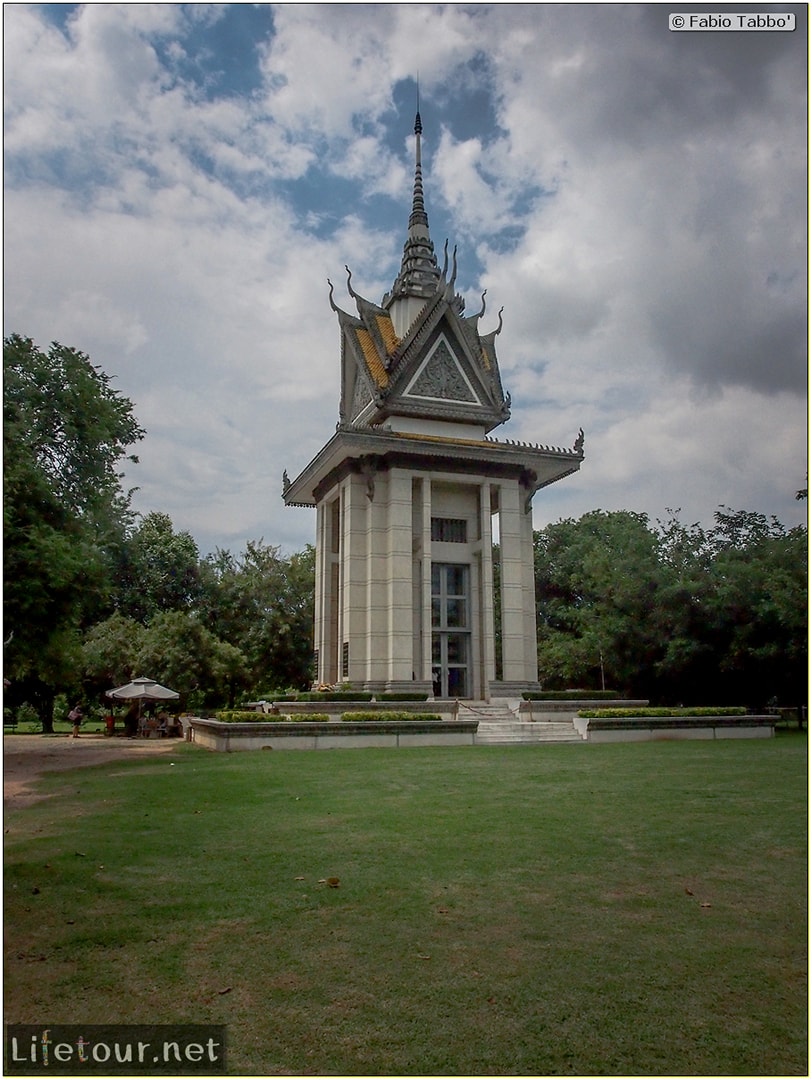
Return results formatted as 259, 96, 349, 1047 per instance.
68, 704, 83, 738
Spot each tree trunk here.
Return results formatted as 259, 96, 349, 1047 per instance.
34, 685, 55, 734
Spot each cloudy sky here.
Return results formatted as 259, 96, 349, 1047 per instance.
4, 3, 807, 556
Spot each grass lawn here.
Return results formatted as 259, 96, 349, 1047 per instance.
4, 736, 807, 1075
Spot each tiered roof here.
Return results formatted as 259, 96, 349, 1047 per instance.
329, 112, 511, 434
283, 109, 584, 509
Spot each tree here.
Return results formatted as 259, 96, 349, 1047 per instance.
703, 510, 807, 707
4, 335, 144, 729
534, 511, 665, 696
534, 506, 807, 708
133, 611, 248, 711
648, 511, 719, 702
200, 541, 315, 693
112, 511, 201, 622
81, 612, 147, 701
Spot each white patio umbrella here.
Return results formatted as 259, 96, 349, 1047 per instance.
106, 677, 180, 727
107, 676, 180, 702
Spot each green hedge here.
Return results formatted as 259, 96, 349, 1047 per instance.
295, 691, 375, 702
341, 712, 443, 723
281, 713, 330, 723
268, 692, 428, 703
524, 690, 620, 701
578, 706, 748, 719
378, 692, 430, 701
215, 711, 330, 723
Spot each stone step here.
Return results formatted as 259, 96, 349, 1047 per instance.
454, 703, 584, 743
475, 720, 583, 745
457, 705, 520, 720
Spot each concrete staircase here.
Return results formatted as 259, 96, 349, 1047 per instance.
459, 702, 584, 745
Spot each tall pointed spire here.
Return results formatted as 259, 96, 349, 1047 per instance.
409, 107, 429, 233
382, 104, 442, 335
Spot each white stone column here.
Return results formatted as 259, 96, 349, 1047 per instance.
520, 490, 540, 682
342, 473, 369, 684
420, 477, 433, 685
365, 469, 388, 690
315, 492, 341, 686
313, 500, 327, 686
488, 479, 539, 695
479, 482, 497, 698
386, 467, 415, 689
497, 480, 527, 685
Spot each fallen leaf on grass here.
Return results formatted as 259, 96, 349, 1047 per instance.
417, 953, 431, 960
294, 876, 305, 881
684, 888, 694, 896
327, 877, 340, 888
700, 902, 712, 908
218, 987, 232, 995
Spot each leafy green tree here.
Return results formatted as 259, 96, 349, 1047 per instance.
200, 542, 315, 693
534, 506, 807, 708
534, 511, 665, 695
133, 611, 248, 711
81, 612, 147, 701
4, 335, 143, 729
113, 511, 201, 622
705, 510, 807, 707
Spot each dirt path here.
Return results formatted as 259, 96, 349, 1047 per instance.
3, 734, 183, 808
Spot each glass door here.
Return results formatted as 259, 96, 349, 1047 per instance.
431, 563, 470, 698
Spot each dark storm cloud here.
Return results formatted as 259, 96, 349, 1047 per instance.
515, 4, 807, 397
550, 4, 806, 148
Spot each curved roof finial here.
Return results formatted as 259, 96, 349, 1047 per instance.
327, 278, 338, 312
448, 244, 458, 292
345, 264, 359, 300
476, 289, 488, 319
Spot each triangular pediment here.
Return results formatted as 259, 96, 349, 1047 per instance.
335, 298, 396, 423
332, 248, 510, 432
350, 369, 374, 417
404, 335, 482, 405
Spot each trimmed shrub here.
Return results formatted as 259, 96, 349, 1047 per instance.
341, 712, 443, 723
297, 691, 375, 702
578, 706, 748, 719
379, 692, 430, 701
524, 690, 620, 701
215, 711, 331, 723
